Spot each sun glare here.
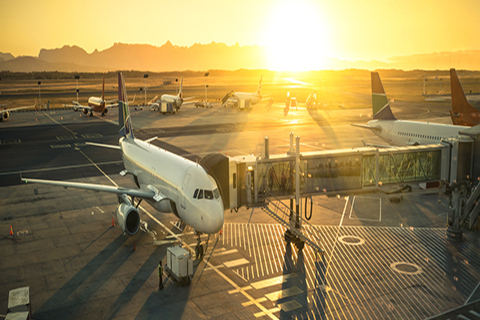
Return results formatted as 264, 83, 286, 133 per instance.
262, 0, 332, 71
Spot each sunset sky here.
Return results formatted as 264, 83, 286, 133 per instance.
1, 0, 479, 71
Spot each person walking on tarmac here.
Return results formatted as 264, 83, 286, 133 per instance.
158, 260, 164, 290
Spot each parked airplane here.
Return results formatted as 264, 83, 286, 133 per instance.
0, 104, 36, 122
450, 68, 480, 126
64, 75, 121, 117
149, 77, 194, 113
23, 73, 224, 258
352, 72, 475, 146
221, 76, 263, 110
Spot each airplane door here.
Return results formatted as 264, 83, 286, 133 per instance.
181, 174, 191, 210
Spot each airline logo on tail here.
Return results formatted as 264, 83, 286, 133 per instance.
118, 73, 134, 139
371, 72, 396, 120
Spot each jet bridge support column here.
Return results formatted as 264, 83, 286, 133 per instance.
446, 183, 465, 241
284, 135, 305, 250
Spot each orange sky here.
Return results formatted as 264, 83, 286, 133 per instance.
1, 0, 479, 71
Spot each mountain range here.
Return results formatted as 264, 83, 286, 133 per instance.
0, 42, 479, 72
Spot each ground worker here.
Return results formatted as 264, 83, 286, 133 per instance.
158, 260, 164, 290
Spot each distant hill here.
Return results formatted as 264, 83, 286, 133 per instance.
0, 52, 14, 61
0, 42, 479, 72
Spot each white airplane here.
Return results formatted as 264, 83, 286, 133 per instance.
23, 72, 224, 258
352, 72, 477, 146
64, 75, 121, 117
221, 76, 263, 110
0, 104, 36, 122
149, 77, 194, 113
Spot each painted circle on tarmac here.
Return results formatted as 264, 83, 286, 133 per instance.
338, 235, 365, 246
390, 262, 423, 275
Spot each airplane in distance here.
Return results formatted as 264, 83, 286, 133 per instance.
450, 68, 480, 127
23, 72, 224, 258
64, 75, 124, 117
221, 76, 263, 110
352, 72, 477, 146
149, 77, 194, 113
0, 104, 37, 122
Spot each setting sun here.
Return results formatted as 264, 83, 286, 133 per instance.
261, 0, 332, 71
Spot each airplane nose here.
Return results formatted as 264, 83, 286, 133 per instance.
205, 200, 224, 233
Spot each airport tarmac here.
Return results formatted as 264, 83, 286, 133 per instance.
1, 102, 479, 319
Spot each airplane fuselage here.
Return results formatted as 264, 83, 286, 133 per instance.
120, 137, 224, 234
87, 97, 107, 113
232, 92, 261, 105
367, 119, 468, 146
160, 94, 182, 109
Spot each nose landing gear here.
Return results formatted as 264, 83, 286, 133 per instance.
194, 232, 210, 260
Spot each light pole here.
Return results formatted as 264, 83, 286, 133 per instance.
143, 74, 148, 105
75, 75, 80, 102
204, 72, 209, 101
38, 81, 41, 108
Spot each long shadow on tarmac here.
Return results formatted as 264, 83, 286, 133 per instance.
35, 232, 129, 319
280, 245, 308, 319
106, 244, 165, 320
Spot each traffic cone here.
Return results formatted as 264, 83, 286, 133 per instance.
112, 217, 115, 227
9, 226, 13, 236
219, 229, 222, 236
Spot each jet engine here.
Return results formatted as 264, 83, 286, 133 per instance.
3, 111, 9, 120
116, 203, 140, 236
83, 109, 89, 115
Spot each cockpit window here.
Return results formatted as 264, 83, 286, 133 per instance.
213, 188, 220, 199
205, 190, 214, 200
197, 189, 204, 199
193, 189, 199, 198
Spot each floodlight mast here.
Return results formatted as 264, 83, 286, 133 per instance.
204, 72, 209, 101
38, 81, 41, 108
143, 74, 148, 105
75, 75, 80, 102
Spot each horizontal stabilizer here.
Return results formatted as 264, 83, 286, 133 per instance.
351, 123, 382, 133
86, 142, 121, 150
459, 124, 480, 137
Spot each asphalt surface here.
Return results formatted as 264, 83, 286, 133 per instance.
0, 101, 479, 319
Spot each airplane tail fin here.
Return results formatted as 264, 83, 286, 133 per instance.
450, 68, 477, 115
118, 73, 134, 139
257, 76, 262, 95
371, 72, 396, 120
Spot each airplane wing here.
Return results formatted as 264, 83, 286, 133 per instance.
21, 177, 164, 201
105, 103, 119, 109
64, 103, 92, 111
361, 140, 394, 148
351, 123, 382, 133
1, 105, 36, 114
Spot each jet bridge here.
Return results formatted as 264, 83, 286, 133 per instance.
201, 132, 479, 252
